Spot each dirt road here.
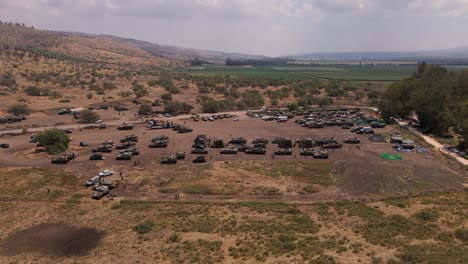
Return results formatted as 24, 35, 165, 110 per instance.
409, 128, 468, 166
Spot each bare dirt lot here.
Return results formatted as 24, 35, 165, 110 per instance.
0, 111, 466, 263
1, 222, 103, 256
0, 112, 465, 202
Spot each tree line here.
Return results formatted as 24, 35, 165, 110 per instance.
225, 58, 289, 66
379, 62, 468, 147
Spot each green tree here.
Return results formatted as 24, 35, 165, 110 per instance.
24, 86, 42, 96
8, 103, 30, 116
138, 104, 153, 115
36, 129, 70, 154
79, 110, 100, 124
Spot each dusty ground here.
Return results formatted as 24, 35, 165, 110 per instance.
0, 110, 466, 263
0, 111, 465, 202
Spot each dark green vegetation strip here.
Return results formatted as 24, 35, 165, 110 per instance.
184, 64, 468, 81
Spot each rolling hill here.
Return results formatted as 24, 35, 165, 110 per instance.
0, 23, 264, 66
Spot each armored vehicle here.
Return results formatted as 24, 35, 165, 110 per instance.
344, 138, 360, 144
89, 153, 105, 160
220, 147, 238, 154
149, 141, 168, 148
116, 142, 136, 149
300, 148, 316, 156
314, 150, 329, 159
252, 138, 269, 145
177, 127, 193, 133
323, 143, 343, 149
92, 186, 110, 200
161, 155, 177, 164
191, 148, 208, 154
121, 135, 138, 143
211, 139, 225, 148
92, 146, 113, 153
116, 152, 132, 160
315, 138, 338, 146
274, 148, 292, 155
51, 156, 70, 164
192, 155, 207, 163
121, 146, 139, 155
295, 138, 314, 148
117, 123, 134, 130
176, 151, 186, 159
245, 147, 266, 155
277, 139, 293, 148
230, 137, 247, 144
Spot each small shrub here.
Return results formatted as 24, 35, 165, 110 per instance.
134, 220, 154, 235
454, 228, 468, 243
413, 209, 439, 222
168, 233, 181, 243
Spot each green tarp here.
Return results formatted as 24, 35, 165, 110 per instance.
381, 153, 403, 160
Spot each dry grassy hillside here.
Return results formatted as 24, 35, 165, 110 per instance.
0, 23, 181, 66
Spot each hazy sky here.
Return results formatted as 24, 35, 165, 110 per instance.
1, 0, 468, 56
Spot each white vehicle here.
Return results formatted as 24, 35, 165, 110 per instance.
98, 170, 114, 177
85, 175, 101, 187
277, 116, 289, 122
261, 116, 271, 121
233, 117, 240, 122
208, 117, 214, 121
95, 119, 103, 124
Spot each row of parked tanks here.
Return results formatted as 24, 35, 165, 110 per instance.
157, 135, 363, 164
294, 108, 386, 130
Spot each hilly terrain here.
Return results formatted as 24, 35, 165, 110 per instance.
0, 23, 264, 66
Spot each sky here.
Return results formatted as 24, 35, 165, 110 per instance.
0, 0, 468, 56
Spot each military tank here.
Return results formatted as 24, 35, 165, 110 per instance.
89, 153, 105, 160
323, 143, 343, 149
300, 148, 316, 156
230, 137, 247, 144
220, 147, 238, 154
344, 137, 360, 144
117, 123, 134, 130
161, 155, 177, 164
245, 147, 266, 155
121, 135, 138, 143
116, 152, 133, 160
51, 156, 70, 164
313, 150, 329, 159
192, 155, 207, 163
274, 148, 292, 155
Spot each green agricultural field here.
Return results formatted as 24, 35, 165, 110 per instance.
184, 64, 468, 81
